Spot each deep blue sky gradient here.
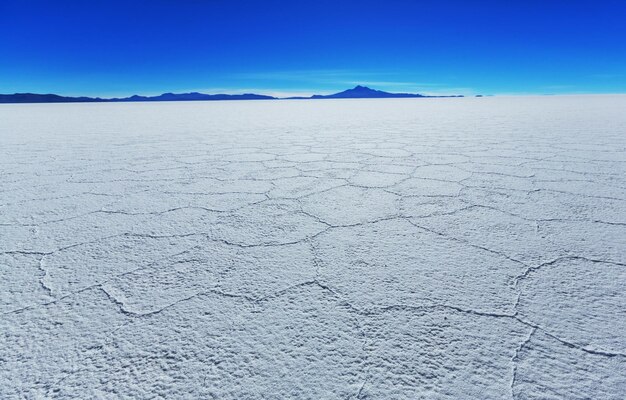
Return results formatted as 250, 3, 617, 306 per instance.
2, 0, 626, 96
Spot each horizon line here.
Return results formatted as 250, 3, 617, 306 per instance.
2, 84, 626, 103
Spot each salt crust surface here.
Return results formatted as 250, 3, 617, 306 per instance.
1, 96, 625, 398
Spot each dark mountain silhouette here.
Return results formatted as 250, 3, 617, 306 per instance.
109, 92, 275, 102
286, 85, 463, 99
0, 93, 106, 103
0, 92, 275, 104
313, 85, 425, 98
0, 86, 463, 104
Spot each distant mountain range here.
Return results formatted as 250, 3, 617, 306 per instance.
0, 86, 463, 104
0, 92, 275, 103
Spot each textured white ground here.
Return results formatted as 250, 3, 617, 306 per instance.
1, 96, 625, 399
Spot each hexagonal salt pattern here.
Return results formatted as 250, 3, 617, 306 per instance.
1, 96, 625, 398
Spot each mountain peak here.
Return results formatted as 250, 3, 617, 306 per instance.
308, 85, 428, 99
350, 85, 375, 92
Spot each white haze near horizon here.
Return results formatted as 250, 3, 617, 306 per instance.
1, 96, 625, 398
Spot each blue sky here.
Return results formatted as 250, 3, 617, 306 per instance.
1, 0, 625, 96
